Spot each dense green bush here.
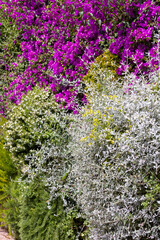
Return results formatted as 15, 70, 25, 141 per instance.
82, 49, 122, 95
0, 141, 18, 225
67, 69, 160, 239
17, 176, 87, 240
3, 85, 71, 166
1, 175, 88, 240
0, 116, 18, 236
1, 179, 21, 239
0, 4, 23, 116
0, 117, 17, 181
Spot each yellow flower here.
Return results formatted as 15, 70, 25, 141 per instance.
94, 110, 101, 115
82, 108, 93, 117
79, 136, 88, 142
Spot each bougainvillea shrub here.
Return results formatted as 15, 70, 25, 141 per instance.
0, 0, 105, 114
106, 0, 160, 78
67, 69, 160, 239
0, 0, 160, 115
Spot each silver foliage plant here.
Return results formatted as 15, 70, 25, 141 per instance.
67, 68, 160, 239
9, 42, 160, 239
25, 139, 73, 206
23, 59, 160, 239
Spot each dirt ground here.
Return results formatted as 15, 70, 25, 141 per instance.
0, 228, 14, 240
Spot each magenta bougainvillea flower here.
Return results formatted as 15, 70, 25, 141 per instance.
0, 0, 159, 115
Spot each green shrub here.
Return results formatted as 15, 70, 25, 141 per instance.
1, 175, 88, 240
17, 176, 87, 240
79, 94, 131, 147
3, 85, 71, 167
0, 5, 23, 116
0, 141, 17, 203
0, 115, 17, 197
82, 49, 122, 94
0, 116, 18, 237
1, 179, 21, 240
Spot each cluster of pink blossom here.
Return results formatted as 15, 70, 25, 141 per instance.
108, 0, 160, 78
0, 0, 160, 115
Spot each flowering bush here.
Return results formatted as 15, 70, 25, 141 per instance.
107, 0, 160, 79
0, 0, 160, 115
67, 69, 160, 239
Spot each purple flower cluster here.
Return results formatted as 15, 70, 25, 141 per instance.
0, 0, 160, 115
107, 0, 160, 78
